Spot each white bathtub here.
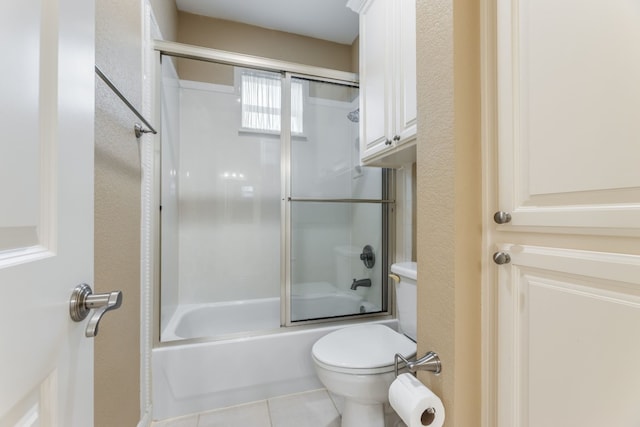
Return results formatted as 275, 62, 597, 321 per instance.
162, 284, 382, 341
161, 298, 281, 341
291, 281, 380, 321
153, 297, 393, 421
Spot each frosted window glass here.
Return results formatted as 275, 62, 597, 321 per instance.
240, 71, 303, 133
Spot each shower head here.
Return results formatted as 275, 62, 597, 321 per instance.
347, 108, 359, 123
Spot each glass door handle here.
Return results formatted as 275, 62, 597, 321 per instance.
69, 283, 123, 337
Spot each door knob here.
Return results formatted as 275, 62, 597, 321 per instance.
493, 251, 511, 265
69, 283, 123, 337
493, 211, 512, 224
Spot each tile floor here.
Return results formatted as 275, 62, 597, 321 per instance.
151, 388, 407, 427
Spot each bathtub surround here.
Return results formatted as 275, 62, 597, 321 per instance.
169, 73, 281, 307
158, 57, 386, 340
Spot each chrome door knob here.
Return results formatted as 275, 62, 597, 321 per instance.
493, 251, 511, 265
493, 211, 512, 224
69, 284, 123, 337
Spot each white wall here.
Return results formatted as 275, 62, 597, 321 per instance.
290, 90, 383, 309
160, 58, 181, 327
177, 81, 281, 304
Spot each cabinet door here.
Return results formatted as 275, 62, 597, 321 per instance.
491, 1, 640, 426
496, 0, 640, 233
360, 0, 393, 159
394, 0, 417, 144
496, 245, 640, 426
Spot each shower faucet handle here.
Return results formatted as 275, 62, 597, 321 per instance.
360, 245, 375, 269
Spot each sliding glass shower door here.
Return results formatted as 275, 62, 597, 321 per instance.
158, 55, 390, 341
287, 77, 389, 323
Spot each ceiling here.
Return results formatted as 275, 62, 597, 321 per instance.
175, 0, 359, 45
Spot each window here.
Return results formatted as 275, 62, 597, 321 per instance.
240, 70, 303, 134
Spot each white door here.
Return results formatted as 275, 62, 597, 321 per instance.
0, 0, 95, 426
490, 0, 640, 425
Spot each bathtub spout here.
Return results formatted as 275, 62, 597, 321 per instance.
350, 278, 371, 290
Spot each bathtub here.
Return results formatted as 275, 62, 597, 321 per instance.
152, 296, 394, 421
161, 298, 281, 341
291, 281, 380, 321
161, 283, 382, 341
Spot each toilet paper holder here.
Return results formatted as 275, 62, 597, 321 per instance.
394, 351, 442, 377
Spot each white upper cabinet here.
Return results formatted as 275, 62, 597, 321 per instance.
349, 0, 417, 167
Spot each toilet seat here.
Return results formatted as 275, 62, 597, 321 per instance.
312, 324, 416, 375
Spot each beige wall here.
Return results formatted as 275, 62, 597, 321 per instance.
177, 12, 356, 77
415, 0, 482, 426
95, 1, 142, 426
174, 56, 235, 87
151, 0, 178, 41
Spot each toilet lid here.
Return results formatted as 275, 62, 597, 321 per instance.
312, 324, 416, 372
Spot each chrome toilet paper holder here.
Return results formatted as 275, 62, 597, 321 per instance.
394, 351, 442, 377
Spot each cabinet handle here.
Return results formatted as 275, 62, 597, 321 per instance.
385, 139, 392, 145
393, 135, 400, 142
493, 252, 511, 265
493, 211, 512, 224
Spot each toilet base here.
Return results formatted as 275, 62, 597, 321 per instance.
341, 400, 385, 427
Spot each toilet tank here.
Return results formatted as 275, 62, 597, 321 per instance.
391, 262, 417, 341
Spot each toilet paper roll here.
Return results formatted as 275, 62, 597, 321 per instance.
388, 373, 445, 427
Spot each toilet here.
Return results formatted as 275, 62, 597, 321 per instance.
311, 262, 418, 427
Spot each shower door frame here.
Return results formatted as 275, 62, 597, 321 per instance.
152, 41, 395, 344
282, 71, 395, 326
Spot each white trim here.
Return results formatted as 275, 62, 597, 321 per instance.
136, 404, 153, 427
394, 164, 413, 263
0, 246, 53, 269
498, 244, 640, 284
346, 0, 366, 13
480, 0, 498, 426
140, 1, 156, 423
